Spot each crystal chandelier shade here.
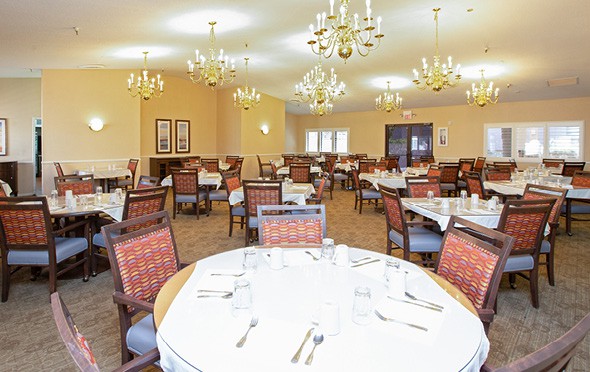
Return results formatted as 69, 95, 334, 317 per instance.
187, 21, 236, 89
466, 69, 499, 107
127, 52, 163, 100
308, 0, 384, 62
412, 8, 461, 92
234, 57, 261, 110
375, 81, 403, 112
294, 58, 346, 116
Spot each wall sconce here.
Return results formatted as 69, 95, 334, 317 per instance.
88, 118, 104, 132
260, 124, 270, 135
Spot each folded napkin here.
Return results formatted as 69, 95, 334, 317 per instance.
351, 259, 385, 281
262, 249, 319, 267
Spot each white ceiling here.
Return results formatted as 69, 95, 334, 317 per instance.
1, 0, 589, 115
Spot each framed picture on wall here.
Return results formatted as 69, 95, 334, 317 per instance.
0, 118, 6, 156
175, 120, 190, 153
156, 119, 172, 153
438, 127, 448, 147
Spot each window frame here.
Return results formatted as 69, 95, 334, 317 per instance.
305, 128, 350, 154
483, 121, 584, 162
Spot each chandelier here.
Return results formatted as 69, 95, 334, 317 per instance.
467, 69, 499, 107
307, 0, 384, 63
234, 57, 261, 110
186, 21, 236, 88
294, 58, 346, 116
412, 8, 461, 92
127, 52, 163, 100
375, 81, 403, 112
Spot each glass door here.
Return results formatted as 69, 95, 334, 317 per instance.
385, 123, 433, 168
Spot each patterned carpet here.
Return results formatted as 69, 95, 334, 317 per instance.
0, 188, 588, 371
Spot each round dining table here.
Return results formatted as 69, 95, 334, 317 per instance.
155, 246, 488, 372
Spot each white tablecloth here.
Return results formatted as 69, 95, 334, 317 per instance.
335, 162, 357, 172
359, 173, 407, 190
50, 193, 124, 221
402, 198, 502, 231
404, 167, 429, 176
0, 179, 12, 196
77, 168, 131, 180
229, 183, 315, 206
484, 180, 590, 200
161, 172, 223, 190
276, 166, 322, 176
156, 247, 488, 372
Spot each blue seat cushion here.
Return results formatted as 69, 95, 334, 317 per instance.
209, 190, 228, 201
441, 183, 456, 191
561, 203, 590, 214
92, 231, 121, 248
358, 189, 381, 199
7, 237, 88, 265
248, 216, 258, 228
540, 239, 551, 254
175, 191, 207, 203
389, 227, 442, 253
231, 205, 245, 217
127, 314, 157, 356
333, 174, 349, 181
504, 254, 535, 272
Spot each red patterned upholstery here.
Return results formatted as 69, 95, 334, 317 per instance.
172, 171, 197, 193
440, 165, 459, 183
125, 199, 165, 232
502, 210, 547, 252
562, 163, 586, 177
427, 166, 442, 177
368, 164, 387, 173
405, 177, 442, 198
542, 160, 564, 168
57, 180, 93, 196
0, 187, 7, 197
127, 159, 138, 174
572, 171, 590, 187
460, 160, 474, 173
382, 189, 403, 233
437, 232, 499, 309
111, 226, 178, 312
225, 156, 239, 167
358, 160, 376, 173
226, 175, 241, 194
0, 209, 48, 244
283, 156, 294, 167
289, 163, 311, 183
244, 185, 281, 217
465, 173, 484, 199
473, 157, 486, 173
54, 162, 65, 177
523, 192, 561, 223
485, 169, 511, 181
259, 218, 323, 245
203, 160, 219, 173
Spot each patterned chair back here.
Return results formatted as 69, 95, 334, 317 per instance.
54, 162, 65, 177
0, 197, 51, 248
0, 187, 6, 198
55, 175, 94, 196
358, 159, 377, 173
542, 158, 565, 169
379, 185, 407, 237
225, 156, 239, 167
368, 161, 387, 173
136, 175, 160, 189
186, 156, 201, 165
426, 164, 442, 177
289, 163, 311, 183
405, 176, 442, 198
383, 157, 400, 172
257, 204, 326, 245
171, 168, 200, 196
523, 184, 566, 225
102, 211, 180, 313
484, 168, 511, 181
355, 153, 368, 159
493, 161, 517, 172
127, 159, 139, 175
122, 186, 168, 232
459, 158, 475, 175
201, 159, 220, 173
435, 216, 514, 312
571, 170, 590, 186
473, 157, 486, 173
562, 162, 586, 177
223, 170, 242, 198
497, 199, 554, 255
412, 159, 430, 168
340, 155, 352, 163
242, 180, 282, 218
439, 164, 460, 183
283, 155, 295, 167
464, 171, 485, 199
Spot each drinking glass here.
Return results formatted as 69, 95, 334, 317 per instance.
115, 188, 123, 202
96, 186, 103, 204
383, 257, 400, 282
232, 279, 252, 310
426, 190, 435, 203
352, 287, 372, 325
243, 247, 258, 272
321, 238, 335, 261
79, 195, 88, 208
50, 190, 58, 208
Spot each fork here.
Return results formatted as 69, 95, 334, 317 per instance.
374, 310, 428, 331
236, 316, 259, 348
210, 272, 245, 277
305, 251, 320, 261
405, 292, 444, 310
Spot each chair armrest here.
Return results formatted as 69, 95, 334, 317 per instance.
477, 308, 496, 324
112, 291, 154, 313
53, 219, 89, 236
113, 347, 160, 372
479, 364, 494, 372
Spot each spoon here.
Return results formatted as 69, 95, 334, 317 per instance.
304, 333, 324, 365
305, 251, 320, 261
236, 316, 259, 348
291, 327, 314, 363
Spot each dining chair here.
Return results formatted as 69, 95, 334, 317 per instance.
310, 174, 328, 204
282, 154, 295, 167
355, 153, 368, 159
438, 163, 460, 196
541, 158, 565, 169
561, 161, 585, 176
351, 167, 381, 214
136, 175, 160, 189
170, 167, 209, 220
523, 184, 566, 286
473, 156, 486, 174
497, 198, 555, 308
457, 158, 475, 190
405, 176, 442, 198
383, 156, 401, 173
561, 170, 590, 236
201, 158, 220, 173
222, 170, 245, 237
50, 292, 160, 372
426, 164, 442, 177
379, 185, 442, 265
257, 204, 326, 245
485, 167, 512, 181
54, 162, 65, 177
481, 312, 590, 372
108, 159, 139, 192
186, 156, 201, 165
435, 216, 515, 334
289, 162, 312, 183
269, 160, 279, 180
91, 185, 168, 276
464, 171, 507, 201
357, 159, 377, 174
412, 158, 430, 168
368, 161, 387, 173
492, 161, 517, 173
225, 155, 240, 167
0, 197, 90, 302
256, 154, 273, 178
102, 210, 187, 364
55, 174, 95, 196
242, 179, 282, 245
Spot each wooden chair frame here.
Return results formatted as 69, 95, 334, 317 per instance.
170, 167, 209, 220
242, 179, 282, 245
351, 167, 381, 214
405, 176, 442, 198
55, 174, 95, 196
222, 170, 245, 237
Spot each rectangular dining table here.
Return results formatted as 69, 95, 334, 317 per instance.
161, 171, 224, 190
359, 172, 407, 190
229, 183, 315, 205
49, 193, 124, 221
276, 166, 322, 176
77, 168, 132, 191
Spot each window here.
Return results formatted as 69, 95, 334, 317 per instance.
305, 128, 349, 153
484, 121, 584, 161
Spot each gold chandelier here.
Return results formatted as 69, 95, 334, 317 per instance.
127, 52, 163, 100
375, 81, 403, 112
308, 0, 384, 63
294, 58, 346, 116
187, 21, 236, 88
467, 69, 499, 107
234, 57, 261, 110
412, 8, 461, 92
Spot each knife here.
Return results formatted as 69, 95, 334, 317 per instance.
387, 296, 443, 312
291, 327, 315, 363
350, 258, 380, 268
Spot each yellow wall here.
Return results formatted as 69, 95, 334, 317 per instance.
0, 78, 41, 195
290, 97, 590, 163
41, 69, 141, 193
285, 112, 298, 153
216, 88, 241, 156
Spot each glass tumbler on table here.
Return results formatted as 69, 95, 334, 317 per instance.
352, 286, 372, 325
243, 247, 258, 273
96, 186, 103, 204
426, 190, 435, 203
383, 257, 401, 282
232, 279, 252, 310
50, 190, 58, 208
115, 188, 123, 203
321, 238, 335, 261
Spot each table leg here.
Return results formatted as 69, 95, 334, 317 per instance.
566, 198, 572, 236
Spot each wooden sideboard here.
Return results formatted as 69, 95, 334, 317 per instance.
149, 157, 183, 181
0, 161, 18, 195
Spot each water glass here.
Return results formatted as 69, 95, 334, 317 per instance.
460, 190, 468, 201
321, 238, 335, 261
79, 195, 88, 208
383, 257, 400, 282
50, 190, 58, 207
115, 188, 123, 202
352, 287, 372, 325
96, 186, 103, 203
426, 190, 435, 203
243, 247, 258, 272
232, 279, 252, 310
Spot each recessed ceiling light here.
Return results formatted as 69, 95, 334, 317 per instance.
78, 64, 105, 69
547, 77, 579, 87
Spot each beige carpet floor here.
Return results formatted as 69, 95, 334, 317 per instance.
0, 188, 588, 371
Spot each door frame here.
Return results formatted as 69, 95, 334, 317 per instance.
384, 123, 433, 167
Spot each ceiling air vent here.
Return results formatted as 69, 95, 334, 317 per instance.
546, 77, 579, 87
78, 64, 105, 69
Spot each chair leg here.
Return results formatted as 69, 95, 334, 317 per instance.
530, 268, 539, 309
509, 273, 517, 289
49, 263, 57, 294
196, 201, 200, 220
387, 239, 392, 255
2, 263, 9, 302
229, 213, 234, 237
173, 202, 177, 219
547, 252, 555, 286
